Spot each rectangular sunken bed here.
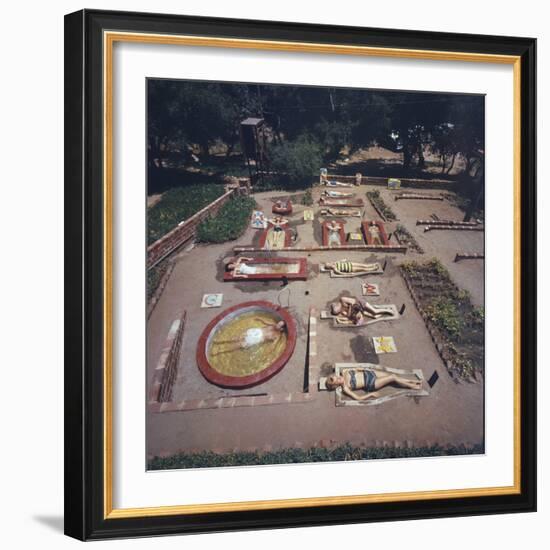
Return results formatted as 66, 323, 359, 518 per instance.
258, 225, 293, 249
321, 220, 346, 247
320, 197, 365, 208
362, 220, 390, 245
223, 257, 308, 281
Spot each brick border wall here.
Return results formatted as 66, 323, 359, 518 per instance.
147, 186, 240, 269
324, 173, 454, 189
147, 260, 175, 319
234, 244, 408, 253
148, 311, 187, 404
307, 308, 319, 393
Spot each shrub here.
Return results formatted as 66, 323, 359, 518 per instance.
425, 296, 464, 340
301, 189, 313, 206
148, 443, 484, 470
400, 260, 420, 276
270, 135, 323, 185
468, 306, 485, 328
197, 195, 256, 243
427, 258, 449, 277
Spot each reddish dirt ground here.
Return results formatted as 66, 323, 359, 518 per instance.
146, 184, 484, 459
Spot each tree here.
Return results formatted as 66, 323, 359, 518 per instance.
270, 134, 323, 184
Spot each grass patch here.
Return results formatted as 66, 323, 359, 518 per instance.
401, 258, 484, 381
366, 190, 397, 221
148, 184, 225, 244
394, 224, 424, 254
148, 443, 483, 470
197, 195, 256, 243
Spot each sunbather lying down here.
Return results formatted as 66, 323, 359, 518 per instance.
330, 296, 396, 325
326, 367, 422, 401
322, 259, 384, 276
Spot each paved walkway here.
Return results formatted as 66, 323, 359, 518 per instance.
146, 185, 484, 458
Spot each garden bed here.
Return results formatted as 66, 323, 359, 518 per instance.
147, 184, 225, 244
366, 190, 397, 221
401, 259, 484, 381
197, 195, 256, 243
394, 224, 424, 254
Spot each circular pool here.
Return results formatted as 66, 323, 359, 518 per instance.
196, 301, 296, 388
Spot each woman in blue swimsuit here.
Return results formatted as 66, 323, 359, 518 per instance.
326, 368, 421, 401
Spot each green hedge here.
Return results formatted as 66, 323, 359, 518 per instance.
196, 195, 256, 243
148, 184, 225, 244
148, 443, 483, 470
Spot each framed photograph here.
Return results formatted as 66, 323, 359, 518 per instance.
64, 9, 536, 540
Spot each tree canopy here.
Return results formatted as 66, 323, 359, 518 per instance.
147, 79, 484, 183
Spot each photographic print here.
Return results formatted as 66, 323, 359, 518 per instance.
65, 10, 536, 538
146, 80, 486, 470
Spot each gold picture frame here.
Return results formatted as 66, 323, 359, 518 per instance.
65, 9, 536, 540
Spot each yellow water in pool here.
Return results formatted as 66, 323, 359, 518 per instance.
207, 311, 288, 377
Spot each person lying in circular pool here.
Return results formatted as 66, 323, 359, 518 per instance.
210, 318, 287, 355
326, 368, 422, 401
330, 296, 394, 325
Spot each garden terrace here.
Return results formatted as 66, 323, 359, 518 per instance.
146, 185, 484, 463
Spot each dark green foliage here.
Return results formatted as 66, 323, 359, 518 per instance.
148, 79, 260, 166
148, 79, 485, 207
196, 196, 256, 243
425, 297, 464, 339
148, 443, 484, 470
366, 190, 397, 221
301, 189, 314, 206
270, 135, 323, 185
147, 184, 225, 244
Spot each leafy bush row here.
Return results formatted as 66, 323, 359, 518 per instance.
196, 195, 256, 243
148, 443, 483, 470
366, 190, 397, 221
148, 184, 225, 244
